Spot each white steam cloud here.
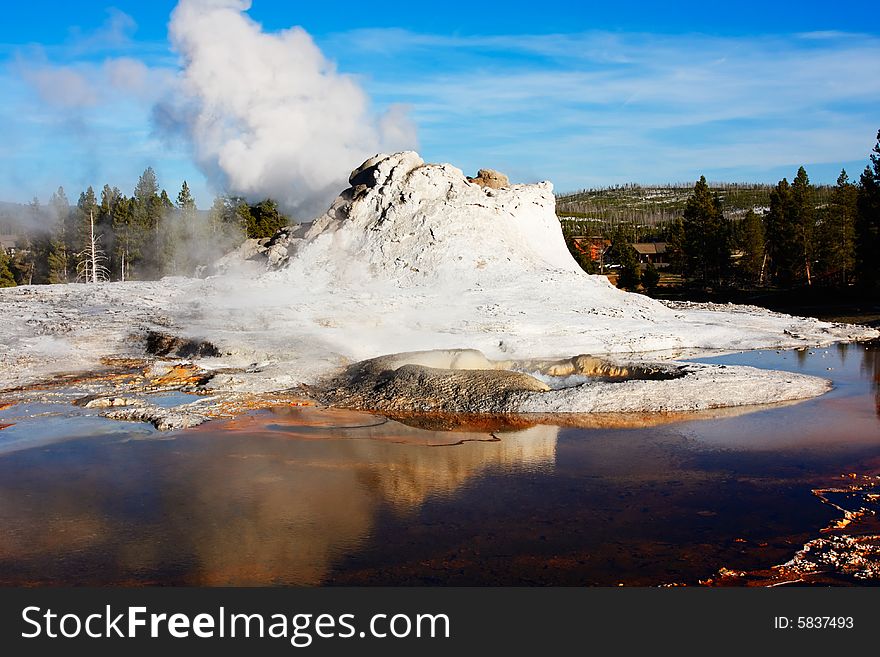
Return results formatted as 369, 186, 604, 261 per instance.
159, 0, 418, 219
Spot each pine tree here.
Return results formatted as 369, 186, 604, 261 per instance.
70, 187, 99, 277
48, 187, 72, 283
236, 200, 253, 235
609, 230, 641, 291
790, 166, 816, 286
26, 197, 52, 284
765, 178, 798, 286
819, 170, 857, 286
177, 181, 195, 212
682, 176, 730, 286
132, 167, 161, 278
207, 195, 246, 254
857, 130, 880, 289
98, 185, 122, 280
0, 247, 16, 287
738, 209, 765, 284
44, 237, 68, 284
155, 189, 175, 275
76, 187, 98, 243
111, 195, 134, 281
159, 189, 174, 212
665, 217, 686, 274
10, 233, 35, 285
641, 261, 660, 294
134, 167, 159, 210
247, 198, 288, 238
208, 195, 230, 237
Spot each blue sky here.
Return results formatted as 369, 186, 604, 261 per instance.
1, 1, 879, 210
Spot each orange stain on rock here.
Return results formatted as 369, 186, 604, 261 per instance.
149, 363, 211, 387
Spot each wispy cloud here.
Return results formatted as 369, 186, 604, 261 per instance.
64, 7, 138, 55
325, 29, 880, 188
15, 54, 174, 109
1, 5, 186, 206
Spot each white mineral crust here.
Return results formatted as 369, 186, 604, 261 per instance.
1, 152, 875, 412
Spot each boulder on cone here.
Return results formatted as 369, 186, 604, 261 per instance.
467, 168, 510, 189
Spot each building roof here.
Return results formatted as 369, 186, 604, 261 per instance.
631, 242, 667, 255
571, 235, 611, 244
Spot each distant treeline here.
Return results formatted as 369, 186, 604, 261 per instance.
0, 167, 291, 287
559, 128, 880, 294
558, 181, 834, 227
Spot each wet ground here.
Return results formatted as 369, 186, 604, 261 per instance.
0, 343, 878, 586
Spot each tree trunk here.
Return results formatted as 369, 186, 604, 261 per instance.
90, 211, 98, 284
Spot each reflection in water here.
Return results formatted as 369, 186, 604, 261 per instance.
862, 343, 880, 416
0, 409, 558, 585
836, 341, 849, 366
0, 343, 878, 586
214, 407, 559, 510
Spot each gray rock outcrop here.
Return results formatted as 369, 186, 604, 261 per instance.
316, 349, 549, 414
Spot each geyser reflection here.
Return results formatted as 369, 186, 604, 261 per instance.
0, 407, 557, 585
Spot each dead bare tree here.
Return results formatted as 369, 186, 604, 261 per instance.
76, 211, 110, 283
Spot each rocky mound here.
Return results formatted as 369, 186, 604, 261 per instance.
315, 349, 549, 413
275, 151, 583, 287
313, 348, 830, 415
181, 150, 873, 403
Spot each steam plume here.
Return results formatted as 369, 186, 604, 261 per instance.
158, 0, 417, 219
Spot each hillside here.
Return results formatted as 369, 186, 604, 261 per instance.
556, 182, 834, 226
0, 201, 30, 234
